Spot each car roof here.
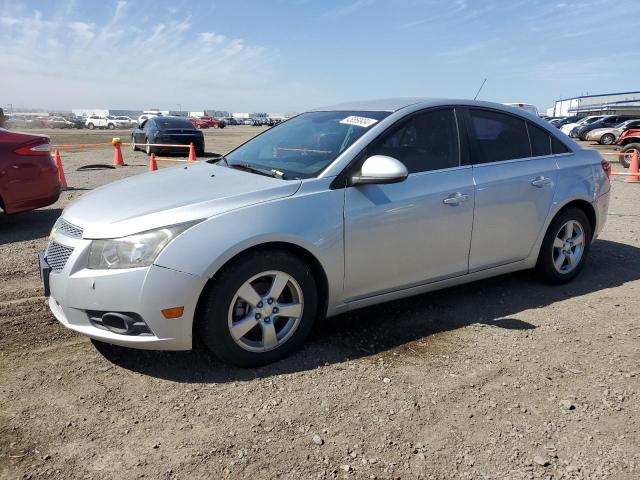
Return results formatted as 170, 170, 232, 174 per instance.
310, 98, 541, 115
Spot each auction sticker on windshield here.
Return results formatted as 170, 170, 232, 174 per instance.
339, 116, 379, 128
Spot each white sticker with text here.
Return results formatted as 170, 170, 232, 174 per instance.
339, 115, 379, 128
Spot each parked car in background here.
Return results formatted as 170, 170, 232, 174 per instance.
191, 117, 211, 129
585, 119, 640, 145
115, 116, 137, 128
616, 128, 640, 168
4, 116, 44, 129
503, 103, 540, 117
224, 117, 239, 125
561, 116, 603, 137
552, 115, 582, 129
132, 116, 205, 156
48, 116, 75, 129
42, 99, 610, 367
573, 115, 638, 141
85, 115, 119, 130
138, 113, 161, 125
0, 108, 5, 128
67, 117, 85, 129
0, 129, 61, 214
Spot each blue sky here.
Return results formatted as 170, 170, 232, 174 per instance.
1, 0, 639, 113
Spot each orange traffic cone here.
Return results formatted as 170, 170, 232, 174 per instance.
54, 149, 68, 190
626, 149, 640, 183
112, 138, 125, 167
188, 142, 196, 162
149, 152, 158, 171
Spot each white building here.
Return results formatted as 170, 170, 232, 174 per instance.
548, 91, 640, 117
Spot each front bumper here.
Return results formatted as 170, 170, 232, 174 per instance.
46, 242, 204, 350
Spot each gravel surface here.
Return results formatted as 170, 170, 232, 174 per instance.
1, 128, 639, 479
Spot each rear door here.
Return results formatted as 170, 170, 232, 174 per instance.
465, 108, 559, 271
343, 107, 475, 300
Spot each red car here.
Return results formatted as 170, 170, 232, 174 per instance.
616, 128, 640, 168
0, 129, 61, 214
191, 116, 225, 129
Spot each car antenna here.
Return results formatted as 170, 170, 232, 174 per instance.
473, 78, 487, 100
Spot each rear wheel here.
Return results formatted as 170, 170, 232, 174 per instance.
108, 123, 115, 130
600, 133, 615, 145
198, 250, 318, 367
535, 208, 591, 284
620, 143, 640, 168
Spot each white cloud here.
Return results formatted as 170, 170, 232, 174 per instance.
199, 31, 226, 45
0, 1, 321, 111
323, 0, 374, 18
68, 21, 95, 40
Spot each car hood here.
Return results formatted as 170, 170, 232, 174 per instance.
63, 163, 302, 238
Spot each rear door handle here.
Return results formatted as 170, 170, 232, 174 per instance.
531, 176, 551, 188
443, 192, 469, 206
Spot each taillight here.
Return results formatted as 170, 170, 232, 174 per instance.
601, 159, 611, 178
14, 138, 51, 156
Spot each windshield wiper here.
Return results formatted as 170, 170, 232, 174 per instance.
228, 162, 286, 179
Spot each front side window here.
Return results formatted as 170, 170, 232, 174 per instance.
225, 110, 390, 179
368, 108, 459, 174
469, 109, 530, 163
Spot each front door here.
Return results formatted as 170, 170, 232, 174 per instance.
343, 108, 475, 301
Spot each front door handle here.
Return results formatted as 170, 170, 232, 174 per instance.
531, 176, 551, 188
443, 192, 469, 206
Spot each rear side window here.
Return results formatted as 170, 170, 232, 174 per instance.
369, 108, 459, 174
469, 109, 530, 163
528, 123, 552, 156
552, 136, 570, 154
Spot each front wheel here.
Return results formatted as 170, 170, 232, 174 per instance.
132, 136, 138, 151
198, 250, 318, 367
145, 138, 154, 156
87, 123, 95, 130
108, 123, 115, 130
535, 208, 592, 284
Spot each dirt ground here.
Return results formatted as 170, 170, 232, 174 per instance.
1, 127, 639, 480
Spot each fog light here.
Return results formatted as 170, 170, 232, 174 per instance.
161, 306, 184, 319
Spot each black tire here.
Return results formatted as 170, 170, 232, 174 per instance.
145, 138, 154, 156
198, 250, 319, 367
620, 143, 640, 168
600, 133, 615, 146
87, 123, 95, 130
132, 136, 138, 151
196, 148, 205, 157
535, 207, 592, 284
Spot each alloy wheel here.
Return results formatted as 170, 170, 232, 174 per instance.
552, 220, 585, 274
227, 270, 304, 353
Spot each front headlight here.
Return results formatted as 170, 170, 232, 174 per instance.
88, 221, 200, 269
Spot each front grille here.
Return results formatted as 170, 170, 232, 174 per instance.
56, 218, 83, 239
45, 242, 74, 272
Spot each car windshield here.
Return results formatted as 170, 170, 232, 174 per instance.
225, 110, 391, 179
156, 117, 197, 129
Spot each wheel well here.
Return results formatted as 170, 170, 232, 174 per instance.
621, 139, 640, 146
556, 199, 596, 235
194, 242, 330, 332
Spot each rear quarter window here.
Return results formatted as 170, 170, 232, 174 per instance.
551, 136, 571, 154
528, 123, 552, 157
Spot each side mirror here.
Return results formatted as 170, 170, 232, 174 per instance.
351, 155, 408, 186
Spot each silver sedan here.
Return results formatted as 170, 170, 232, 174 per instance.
41, 98, 611, 366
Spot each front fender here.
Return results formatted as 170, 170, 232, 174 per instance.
153, 178, 345, 310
